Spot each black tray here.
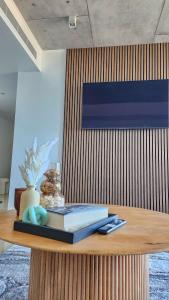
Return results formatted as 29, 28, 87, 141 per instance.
13, 214, 117, 244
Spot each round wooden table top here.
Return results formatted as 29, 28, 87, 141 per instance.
0, 205, 169, 256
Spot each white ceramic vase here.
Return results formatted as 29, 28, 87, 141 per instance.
19, 186, 40, 220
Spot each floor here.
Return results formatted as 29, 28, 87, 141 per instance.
0, 195, 11, 254
0, 194, 8, 211
0, 245, 168, 300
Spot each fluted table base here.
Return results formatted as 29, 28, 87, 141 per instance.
29, 250, 149, 300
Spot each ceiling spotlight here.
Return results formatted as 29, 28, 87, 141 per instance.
69, 16, 77, 29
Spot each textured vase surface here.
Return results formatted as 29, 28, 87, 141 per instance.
19, 186, 40, 220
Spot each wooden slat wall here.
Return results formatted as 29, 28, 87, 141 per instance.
62, 44, 169, 213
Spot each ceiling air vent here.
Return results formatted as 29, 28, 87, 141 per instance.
0, 0, 37, 59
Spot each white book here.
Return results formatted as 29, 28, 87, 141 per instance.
47, 204, 108, 232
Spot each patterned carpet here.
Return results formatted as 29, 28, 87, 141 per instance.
149, 252, 169, 300
0, 246, 30, 300
0, 245, 168, 300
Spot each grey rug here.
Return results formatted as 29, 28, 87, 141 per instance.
149, 252, 169, 300
0, 245, 30, 300
0, 245, 168, 300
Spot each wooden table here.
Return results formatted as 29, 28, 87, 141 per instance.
0, 205, 169, 300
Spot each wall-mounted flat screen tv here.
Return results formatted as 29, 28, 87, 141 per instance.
82, 80, 169, 129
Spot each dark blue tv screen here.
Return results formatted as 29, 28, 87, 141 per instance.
82, 80, 169, 129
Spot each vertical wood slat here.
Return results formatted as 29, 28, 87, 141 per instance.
62, 44, 169, 213
29, 250, 149, 300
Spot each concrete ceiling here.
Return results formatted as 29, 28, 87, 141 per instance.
0, 73, 17, 118
13, 0, 169, 49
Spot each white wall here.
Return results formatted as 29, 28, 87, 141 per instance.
8, 50, 66, 208
0, 116, 14, 178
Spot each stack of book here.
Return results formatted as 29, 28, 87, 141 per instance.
47, 204, 109, 232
